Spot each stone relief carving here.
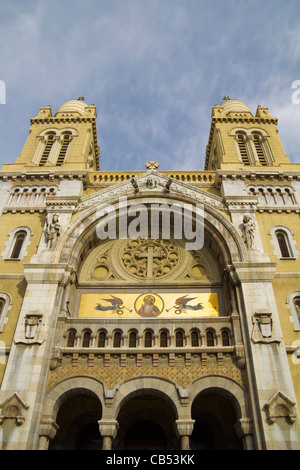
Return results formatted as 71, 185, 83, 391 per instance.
0, 392, 29, 426
263, 391, 297, 424
76, 171, 226, 213
121, 239, 180, 279
251, 311, 281, 344
25, 313, 43, 340
14, 312, 45, 345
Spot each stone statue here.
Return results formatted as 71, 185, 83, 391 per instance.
45, 214, 61, 249
241, 215, 255, 248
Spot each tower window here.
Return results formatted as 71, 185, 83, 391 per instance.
10, 230, 27, 259
253, 134, 267, 165
39, 133, 55, 166
56, 133, 71, 166
275, 230, 292, 258
237, 133, 250, 165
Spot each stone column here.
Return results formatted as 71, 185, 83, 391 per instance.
175, 420, 195, 450
0, 263, 68, 450
98, 419, 119, 450
232, 261, 300, 450
38, 418, 59, 450
234, 418, 254, 450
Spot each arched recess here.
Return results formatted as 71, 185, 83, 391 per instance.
53, 191, 248, 272
112, 376, 181, 450
41, 376, 105, 450
189, 375, 251, 450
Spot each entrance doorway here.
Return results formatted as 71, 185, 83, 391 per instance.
115, 391, 178, 450
49, 391, 102, 450
124, 419, 167, 450
191, 388, 243, 450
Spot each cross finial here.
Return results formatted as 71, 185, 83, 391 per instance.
223, 95, 231, 101
77, 96, 85, 101
146, 161, 159, 170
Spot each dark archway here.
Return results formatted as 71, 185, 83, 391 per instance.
124, 419, 167, 450
49, 391, 102, 450
191, 388, 243, 450
115, 391, 179, 450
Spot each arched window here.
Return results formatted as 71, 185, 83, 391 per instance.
275, 230, 292, 258
160, 331, 168, 347
294, 297, 300, 323
144, 331, 153, 348
113, 331, 122, 348
175, 331, 184, 347
0, 298, 4, 319
129, 331, 137, 348
1, 226, 32, 261
270, 226, 298, 260
67, 329, 76, 347
82, 331, 91, 347
286, 291, 300, 330
98, 330, 106, 347
191, 330, 199, 347
39, 133, 55, 166
206, 330, 215, 347
56, 133, 71, 166
10, 230, 27, 259
0, 293, 12, 333
253, 134, 267, 165
221, 330, 230, 346
237, 133, 250, 165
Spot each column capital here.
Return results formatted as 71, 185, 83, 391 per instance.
98, 419, 119, 439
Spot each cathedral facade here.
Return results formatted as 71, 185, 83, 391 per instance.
0, 98, 300, 450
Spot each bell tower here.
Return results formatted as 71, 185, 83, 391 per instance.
205, 98, 291, 170
6, 99, 100, 171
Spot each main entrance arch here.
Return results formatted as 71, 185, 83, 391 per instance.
114, 388, 179, 450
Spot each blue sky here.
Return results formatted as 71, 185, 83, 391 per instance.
0, 0, 299, 171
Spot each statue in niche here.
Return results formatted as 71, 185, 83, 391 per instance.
241, 215, 255, 248
45, 213, 61, 249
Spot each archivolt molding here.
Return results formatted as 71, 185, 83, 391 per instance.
42, 375, 105, 420
76, 170, 226, 213
189, 374, 249, 419
53, 189, 248, 269
112, 375, 182, 418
